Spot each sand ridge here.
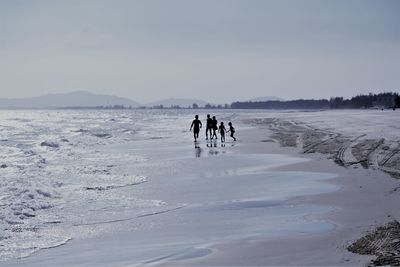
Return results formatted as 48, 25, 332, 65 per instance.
249, 117, 400, 178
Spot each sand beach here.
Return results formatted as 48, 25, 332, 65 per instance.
2, 1, 400, 265
1, 109, 400, 266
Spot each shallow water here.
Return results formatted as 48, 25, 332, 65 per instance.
0, 110, 338, 264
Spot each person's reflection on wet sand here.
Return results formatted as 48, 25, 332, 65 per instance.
206, 142, 220, 149
195, 143, 202, 157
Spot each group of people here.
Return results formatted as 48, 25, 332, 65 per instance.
190, 114, 236, 143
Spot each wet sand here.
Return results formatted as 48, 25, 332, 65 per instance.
233, 112, 400, 266
4, 110, 400, 266
161, 126, 400, 266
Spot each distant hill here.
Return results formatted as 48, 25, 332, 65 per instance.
0, 91, 140, 108
145, 98, 209, 108
248, 96, 284, 102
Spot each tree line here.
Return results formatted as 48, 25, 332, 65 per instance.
58, 92, 400, 110
231, 92, 400, 110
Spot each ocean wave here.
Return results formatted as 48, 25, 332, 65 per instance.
84, 180, 147, 191
91, 132, 112, 139
40, 141, 60, 148
0, 109, 196, 261
73, 205, 183, 227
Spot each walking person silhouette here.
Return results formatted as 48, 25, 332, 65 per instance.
205, 114, 213, 140
190, 115, 202, 142
227, 122, 236, 141
218, 122, 227, 142
212, 116, 218, 140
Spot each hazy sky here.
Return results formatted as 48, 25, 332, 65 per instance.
1, 0, 399, 103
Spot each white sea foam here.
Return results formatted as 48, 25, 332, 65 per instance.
0, 110, 176, 261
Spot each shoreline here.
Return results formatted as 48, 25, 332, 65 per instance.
3, 110, 400, 266
2, 115, 343, 266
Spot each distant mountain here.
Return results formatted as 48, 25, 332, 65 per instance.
0, 91, 140, 108
145, 98, 209, 108
248, 96, 284, 102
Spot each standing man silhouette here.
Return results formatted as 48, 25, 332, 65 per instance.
190, 115, 202, 142
212, 116, 218, 140
205, 114, 213, 140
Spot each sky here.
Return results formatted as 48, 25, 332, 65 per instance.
0, 0, 399, 104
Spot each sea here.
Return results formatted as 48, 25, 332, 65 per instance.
0, 109, 338, 264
